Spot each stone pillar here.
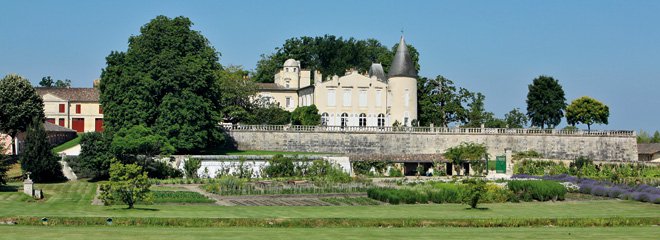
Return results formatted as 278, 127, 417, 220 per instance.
505, 148, 513, 176
23, 173, 33, 197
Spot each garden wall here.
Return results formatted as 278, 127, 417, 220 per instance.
227, 131, 638, 161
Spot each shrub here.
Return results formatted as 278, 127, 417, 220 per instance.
263, 154, 295, 177
183, 158, 202, 178
507, 180, 566, 201
388, 166, 404, 177
100, 161, 152, 208
77, 132, 113, 180
462, 178, 487, 208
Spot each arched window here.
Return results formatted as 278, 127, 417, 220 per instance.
341, 113, 348, 128
377, 113, 385, 128
359, 113, 367, 127
321, 112, 329, 126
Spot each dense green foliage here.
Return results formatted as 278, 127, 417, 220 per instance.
637, 130, 660, 143
512, 150, 544, 160
444, 142, 489, 175
77, 132, 112, 180
252, 35, 419, 83
38, 76, 71, 88
416, 76, 471, 127
0, 144, 7, 184
526, 75, 566, 129
462, 178, 487, 208
367, 181, 511, 205
566, 96, 610, 131
504, 108, 529, 128
262, 155, 296, 178
20, 117, 65, 182
507, 180, 567, 201
290, 105, 321, 125
243, 104, 292, 125
183, 158, 201, 179
111, 125, 175, 161
100, 16, 225, 152
0, 74, 45, 155
217, 66, 259, 124
100, 161, 152, 209
351, 160, 390, 176
514, 159, 660, 184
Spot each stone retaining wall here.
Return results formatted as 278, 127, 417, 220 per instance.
227, 131, 638, 161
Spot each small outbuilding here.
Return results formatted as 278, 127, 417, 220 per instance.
637, 143, 660, 162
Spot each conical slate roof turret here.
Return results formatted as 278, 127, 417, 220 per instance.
387, 36, 417, 78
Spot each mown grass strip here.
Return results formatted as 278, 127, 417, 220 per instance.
2, 216, 657, 228
52, 135, 81, 154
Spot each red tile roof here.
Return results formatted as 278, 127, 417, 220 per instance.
36, 88, 99, 102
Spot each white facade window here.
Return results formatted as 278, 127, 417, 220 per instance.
359, 113, 367, 127
341, 113, 348, 127
321, 112, 329, 126
377, 113, 385, 127
327, 89, 336, 107
286, 97, 292, 108
404, 89, 410, 107
375, 90, 382, 107
359, 90, 367, 107
343, 89, 351, 107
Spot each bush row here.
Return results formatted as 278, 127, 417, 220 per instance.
4, 216, 657, 227
507, 180, 567, 201
514, 159, 660, 184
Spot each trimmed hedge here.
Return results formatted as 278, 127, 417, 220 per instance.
507, 180, 566, 201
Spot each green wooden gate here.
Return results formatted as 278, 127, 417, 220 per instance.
496, 155, 506, 173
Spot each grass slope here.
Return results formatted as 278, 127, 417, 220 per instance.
0, 226, 658, 240
51, 135, 81, 153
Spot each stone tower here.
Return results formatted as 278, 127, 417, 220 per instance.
387, 36, 418, 126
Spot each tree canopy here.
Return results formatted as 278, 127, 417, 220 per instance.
566, 96, 609, 131
39, 76, 71, 88
0, 74, 45, 155
99, 15, 225, 152
20, 117, 65, 182
252, 35, 419, 83
100, 161, 152, 209
416, 76, 471, 127
291, 105, 321, 125
526, 75, 566, 129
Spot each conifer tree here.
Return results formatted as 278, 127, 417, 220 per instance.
20, 117, 65, 182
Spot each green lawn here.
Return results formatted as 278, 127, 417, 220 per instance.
1, 226, 658, 240
51, 134, 81, 153
1, 182, 658, 220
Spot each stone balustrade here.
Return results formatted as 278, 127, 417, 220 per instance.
223, 124, 635, 137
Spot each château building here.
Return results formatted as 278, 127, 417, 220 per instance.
256, 36, 418, 127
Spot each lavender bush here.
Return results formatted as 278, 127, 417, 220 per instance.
512, 174, 660, 204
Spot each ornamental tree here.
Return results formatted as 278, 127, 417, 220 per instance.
526, 75, 566, 129
100, 161, 152, 209
0, 74, 45, 155
291, 105, 321, 125
100, 16, 224, 152
565, 96, 609, 131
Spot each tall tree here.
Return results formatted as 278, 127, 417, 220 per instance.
77, 132, 113, 180
504, 108, 528, 128
0, 74, 45, 155
217, 66, 258, 124
100, 16, 224, 152
39, 76, 54, 87
565, 96, 609, 131
252, 35, 419, 83
20, 117, 65, 182
417, 75, 470, 127
526, 75, 566, 129
463, 92, 488, 128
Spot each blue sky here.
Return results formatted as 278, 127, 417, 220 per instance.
1, 0, 658, 131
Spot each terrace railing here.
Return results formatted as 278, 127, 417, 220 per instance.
222, 124, 636, 137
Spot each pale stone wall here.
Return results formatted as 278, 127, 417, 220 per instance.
227, 131, 638, 161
